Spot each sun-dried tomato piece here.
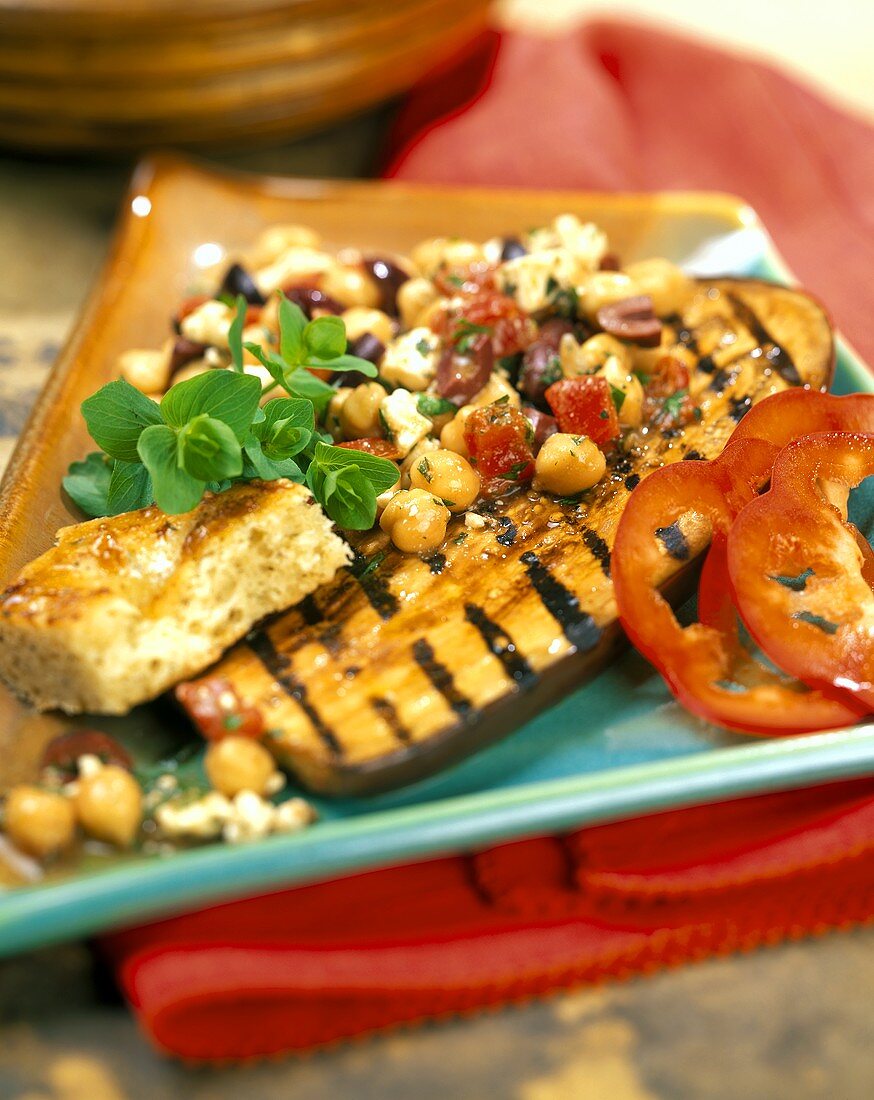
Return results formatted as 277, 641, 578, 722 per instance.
433, 286, 537, 359
642, 355, 695, 428
464, 403, 535, 488
545, 377, 621, 448
176, 677, 265, 741
40, 730, 134, 781
337, 438, 403, 460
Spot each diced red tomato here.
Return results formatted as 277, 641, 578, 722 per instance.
433, 286, 537, 358
337, 438, 402, 460
433, 262, 497, 297
642, 355, 695, 428
463, 403, 535, 493
176, 677, 265, 741
544, 377, 620, 447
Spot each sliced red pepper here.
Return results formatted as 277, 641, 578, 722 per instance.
176, 677, 265, 741
727, 432, 874, 711
612, 437, 863, 733
545, 377, 620, 447
731, 389, 874, 448
464, 402, 535, 492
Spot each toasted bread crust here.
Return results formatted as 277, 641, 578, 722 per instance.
0, 480, 351, 714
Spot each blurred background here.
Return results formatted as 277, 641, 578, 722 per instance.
1, 1, 872, 1097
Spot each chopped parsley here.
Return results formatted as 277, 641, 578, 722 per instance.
417, 457, 432, 482
415, 338, 432, 356
417, 394, 456, 418
453, 318, 492, 354
505, 460, 530, 481
608, 383, 626, 414
453, 531, 468, 545
662, 389, 689, 420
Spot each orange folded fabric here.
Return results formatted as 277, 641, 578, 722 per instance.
103, 778, 874, 1062
101, 21, 874, 1060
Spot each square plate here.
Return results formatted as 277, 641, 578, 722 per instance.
0, 154, 872, 957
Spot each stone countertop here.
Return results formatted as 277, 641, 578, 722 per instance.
0, 111, 872, 1100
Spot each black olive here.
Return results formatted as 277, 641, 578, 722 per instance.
500, 236, 527, 262
219, 262, 266, 306
362, 256, 411, 316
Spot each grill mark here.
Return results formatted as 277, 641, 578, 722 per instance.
696, 353, 717, 374
371, 695, 412, 742
625, 473, 641, 491
464, 603, 536, 687
412, 638, 473, 717
655, 522, 690, 561
349, 549, 399, 621
728, 395, 753, 423
299, 595, 323, 625
424, 552, 447, 574
665, 312, 699, 354
725, 291, 801, 385
496, 517, 518, 547
519, 550, 602, 652
683, 449, 705, 462
580, 526, 611, 577
248, 630, 342, 755
318, 622, 344, 657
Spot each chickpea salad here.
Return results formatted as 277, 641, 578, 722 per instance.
2, 214, 710, 873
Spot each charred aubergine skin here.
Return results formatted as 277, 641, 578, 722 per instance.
181, 279, 835, 795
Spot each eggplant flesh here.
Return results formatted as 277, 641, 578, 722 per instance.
184, 279, 835, 795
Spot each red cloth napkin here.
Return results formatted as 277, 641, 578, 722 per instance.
385, 22, 874, 368
103, 778, 874, 1062
102, 21, 874, 1061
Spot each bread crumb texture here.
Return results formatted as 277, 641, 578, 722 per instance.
0, 480, 351, 714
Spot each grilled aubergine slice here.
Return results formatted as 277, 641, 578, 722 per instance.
180, 278, 835, 795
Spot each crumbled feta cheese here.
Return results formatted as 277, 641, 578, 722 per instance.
553, 215, 608, 271
380, 327, 440, 391
77, 754, 103, 780
264, 770, 286, 797
411, 237, 485, 278
223, 790, 274, 844
180, 300, 234, 347
524, 215, 608, 272
155, 791, 232, 839
497, 249, 581, 313
155, 774, 178, 792
379, 388, 432, 456
465, 512, 487, 530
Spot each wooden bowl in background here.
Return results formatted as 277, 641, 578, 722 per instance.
0, 0, 491, 152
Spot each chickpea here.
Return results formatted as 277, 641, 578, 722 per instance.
376, 475, 402, 513
171, 358, 212, 386
598, 358, 645, 428
397, 277, 439, 329
118, 346, 171, 393
253, 224, 322, 265
409, 449, 480, 512
623, 258, 694, 317
380, 488, 450, 553
75, 765, 142, 848
340, 381, 388, 439
321, 263, 380, 309
440, 405, 475, 457
205, 736, 278, 798
242, 324, 275, 367
411, 237, 484, 278
560, 332, 631, 378
535, 433, 606, 496
4, 785, 76, 858
578, 272, 641, 320
341, 307, 393, 346
400, 437, 440, 487
471, 372, 521, 408
326, 386, 352, 440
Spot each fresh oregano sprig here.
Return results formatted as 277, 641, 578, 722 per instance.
62, 294, 397, 529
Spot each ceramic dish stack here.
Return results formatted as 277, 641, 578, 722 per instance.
0, 0, 490, 152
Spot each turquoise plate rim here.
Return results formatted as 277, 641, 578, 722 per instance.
0, 205, 871, 959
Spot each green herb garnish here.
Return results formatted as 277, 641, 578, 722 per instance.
661, 389, 689, 420
608, 384, 626, 414
415, 338, 432, 356
64, 294, 398, 531
453, 318, 492, 355
417, 394, 456, 418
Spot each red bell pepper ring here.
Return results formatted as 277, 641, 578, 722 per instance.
612, 437, 863, 734
731, 389, 874, 449
727, 432, 874, 711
